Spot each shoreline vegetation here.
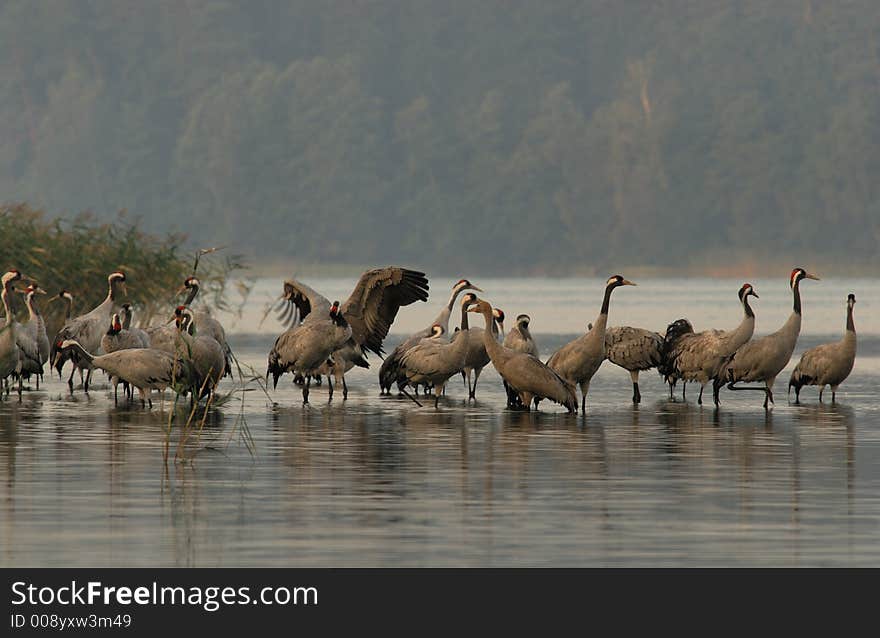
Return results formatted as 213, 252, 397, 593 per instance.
0, 203, 249, 338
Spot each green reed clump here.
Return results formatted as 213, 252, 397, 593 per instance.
0, 203, 247, 336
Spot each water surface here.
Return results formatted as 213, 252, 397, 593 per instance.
1, 277, 878, 567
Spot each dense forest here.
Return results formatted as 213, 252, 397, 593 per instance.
1, 1, 878, 274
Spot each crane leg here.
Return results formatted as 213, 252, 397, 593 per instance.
698, 384, 704, 405
67, 366, 76, 393
818, 386, 824, 402
342, 377, 348, 400
727, 379, 774, 409
579, 381, 589, 413
327, 376, 334, 401
302, 376, 310, 404
470, 368, 482, 399
84, 369, 92, 393
682, 381, 687, 400
630, 370, 641, 403
434, 385, 442, 409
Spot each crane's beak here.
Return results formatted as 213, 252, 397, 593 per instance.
751, 291, 760, 299
622, 279, 637, 286
805, 273, 821, 281
176, 284, 188, 296
470, 285, 484, 293
46, 294, 59, 303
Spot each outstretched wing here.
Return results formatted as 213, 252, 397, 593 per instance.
273, 278, 331, 329
342, 267, 429, 357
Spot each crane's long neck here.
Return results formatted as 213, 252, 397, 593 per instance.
792, 278, 803, 315
519, 322, 532, 342
66, 342, 94, 365
433, 286, 464, 331
26, 293, 40, 320
63, 297, 72, 320
743, 294, 754, 319
479, 309, 505, 362
593, 284, 615, 335
184, 284, 199, 306
122, 308, 132, 330
1, 287, 13, 325
726, 294, 756, 351
846, 303, 855, 334
459, 304, 469, 333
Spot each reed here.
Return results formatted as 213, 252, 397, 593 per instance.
0, 203, 248, 336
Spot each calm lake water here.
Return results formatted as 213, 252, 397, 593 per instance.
1, 277, 879, 567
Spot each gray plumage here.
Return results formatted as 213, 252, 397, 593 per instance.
397, 294, 478, 407
502, 314, 539, 407
268, 298, 353, 403
789, 293, 856, 403
270, 267, 429, 401
101, 312, 149, 402
547, 275, 637, 411
11, 285, 46, 386
51, 271, 127, 393
604, 326, 664, 403
460, 308, 503, 399
102, 313, 148, 354
663, 283, 758, 406
724, 268, 820, 408
22, 285, 50, 366
120, 304, 151, 348
503, 314, 539, 357
180, 277, 231, 377
174, 308, 227, 398
58, 339, 191, 407
469, 299, 577, 412
0, 271, 24, 394
379, 279, 480, 393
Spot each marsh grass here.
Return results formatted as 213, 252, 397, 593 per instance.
0, 203, 250, 336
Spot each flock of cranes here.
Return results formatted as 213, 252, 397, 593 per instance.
0, 268, 229, 406
0, 263, 858, 413
266, 266, 857, 412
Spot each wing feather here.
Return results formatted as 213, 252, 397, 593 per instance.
342, 267, 429, 356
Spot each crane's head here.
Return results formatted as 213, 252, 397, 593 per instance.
790, 267, 820, 288
329, 301, 348, 327
606, 274, 637, 288
454, 279, 482, 293
466, 298, 493, 315
109, 271, 127, 296
173, 305, 195, 334
25, 284, 47, 296
460, 292, 479, 309
847, 293, 856, 308
108, 313, 123, 335
738, 283, 759, 301
178, 276, 200, 296
61, 290, 73, 302
516, 314, 531, 326
430, 324, 445, 338
1, 269, 21, 288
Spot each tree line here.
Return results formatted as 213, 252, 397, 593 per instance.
1, 1, 877, 274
